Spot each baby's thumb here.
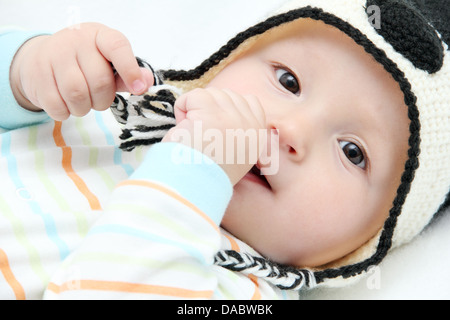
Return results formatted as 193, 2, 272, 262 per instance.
115, 68, 154, 93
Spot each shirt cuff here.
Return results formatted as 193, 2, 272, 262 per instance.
0, 30, 50, 130
130, 142, 233, 225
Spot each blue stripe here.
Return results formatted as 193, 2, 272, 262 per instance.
94, 112, 134, 176
89, 224, 208, 265
1, 131, 70, 260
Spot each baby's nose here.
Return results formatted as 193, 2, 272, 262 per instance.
268, 119, 309, 163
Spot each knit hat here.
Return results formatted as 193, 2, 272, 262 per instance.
111, 0, 449, 289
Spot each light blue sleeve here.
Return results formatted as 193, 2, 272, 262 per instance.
0, 30, 50, 130
130, 142, 233, 226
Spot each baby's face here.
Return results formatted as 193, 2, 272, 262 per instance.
207, 19, 409, 267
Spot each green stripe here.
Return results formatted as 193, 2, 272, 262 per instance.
28, 126, 89, 236
0, 195, 50, 284
75, 118, 116, 191
69, 252, 214, 278
134, 145, 144, 163
216, 270, 242, 299
109, 202, 217, 251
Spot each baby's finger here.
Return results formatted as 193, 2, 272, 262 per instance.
115, 67, 154, 93
172, 91, 190, 124
95, 26, 149, 94
173, 88, 216, 122
243, 94, 266, 128
52, 59, 92, 117
37, 89, 70, 121
207, 88, 265, 128
78, 49, 115, 111
33, 67, 70, 120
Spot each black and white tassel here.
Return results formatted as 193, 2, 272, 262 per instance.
214, 250, 316, 291
110, 58, 182, 151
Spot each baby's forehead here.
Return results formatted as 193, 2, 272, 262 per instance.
253, 20, 401, 90
248, 20, 374, 69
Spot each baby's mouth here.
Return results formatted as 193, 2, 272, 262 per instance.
250, 165, 272, 190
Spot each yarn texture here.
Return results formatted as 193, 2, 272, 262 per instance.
111, 57, 181, 151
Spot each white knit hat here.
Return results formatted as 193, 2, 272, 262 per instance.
112, 0, 449, 289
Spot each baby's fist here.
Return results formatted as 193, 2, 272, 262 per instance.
10, 23, 153, 120
164, 88, 267, 185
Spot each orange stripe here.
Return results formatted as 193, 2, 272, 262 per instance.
118, 180, 220, 233
224, 234, 240, 252
224, 235, 261, 299
53, 121, 101, 210
248, 275, 262, 300
47, 280, 213, 298
0, 249, 25, 300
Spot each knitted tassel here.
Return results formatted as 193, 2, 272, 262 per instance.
110, 58, 182, 151
214, 250, 316, 291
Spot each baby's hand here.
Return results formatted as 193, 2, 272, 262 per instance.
163, 88, 267, 185
10, 22, 154, 120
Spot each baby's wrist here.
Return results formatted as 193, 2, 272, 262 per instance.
131, 142, 232, 225
10, 35, 47, 113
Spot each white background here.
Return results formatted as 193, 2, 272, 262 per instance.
1, 0, 449, 299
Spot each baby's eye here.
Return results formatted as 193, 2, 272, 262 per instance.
339, 141, 366, 169
276, 68, 300, 95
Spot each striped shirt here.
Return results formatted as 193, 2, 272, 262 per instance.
0, 30, 296, 300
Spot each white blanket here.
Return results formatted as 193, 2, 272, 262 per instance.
2, 0, 449, 299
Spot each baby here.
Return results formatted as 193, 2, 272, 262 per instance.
2, 0, 449, 299
164, 18, 410, 268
